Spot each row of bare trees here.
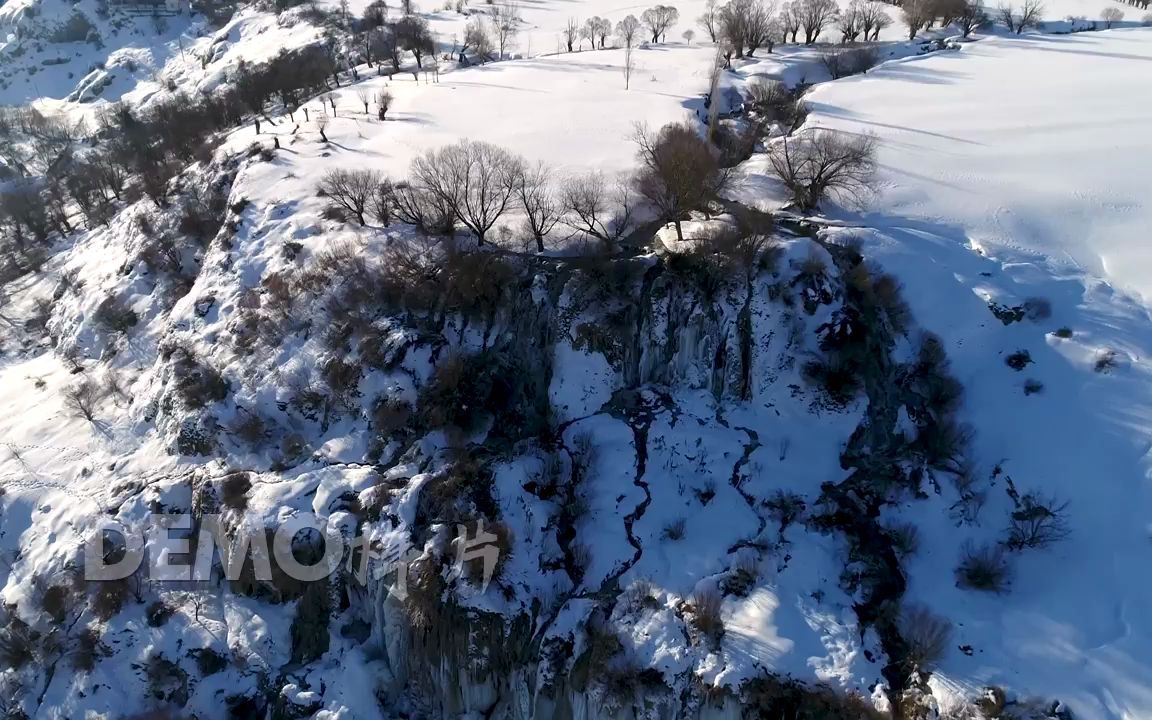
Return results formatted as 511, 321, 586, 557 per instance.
320, 109, 874, 249
564, 5, 681, 53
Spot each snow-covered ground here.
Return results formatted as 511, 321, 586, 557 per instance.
806, 28, 1152, 719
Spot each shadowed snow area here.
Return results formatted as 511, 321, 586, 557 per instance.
808, 29, 1152, 719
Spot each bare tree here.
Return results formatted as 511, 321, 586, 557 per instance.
564, 17, 580, 51
698, 0, 721, 40
463, 16, 494, 61
642, 5, 681, 42
779, 1, 803, 41
370, 180, 395, 225
903, 0, 935, 38
721, 0, 780, 57
616, 15, 642, 48
377, 90, 393, 120
955, 0, 988, 35
319, 169, 384, 225
315, 113, 329, 142
515, 162, 562, 252
859, 0, 892, 38
355, 88, 372, 114
998, 0, 1044, 32
1101, 6, 1123, 26
490, 2, 522, 59
64, 379, 102, 422
838, 0, 865, 41
623, 42, 637, 88
409, 140, 524, 245
593, 16, 614, 46
579, 19, 596, 49
632, 122, 729, 240
561, 172, 635, 243
766, 130, 876, 211
795, 0, 839, 43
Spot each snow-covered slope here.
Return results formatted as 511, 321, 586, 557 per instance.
1, 0, 1152, 716
805, 28, 1152, 718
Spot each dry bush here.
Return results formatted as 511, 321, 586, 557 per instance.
39, 583, 72, 624
173, 355, 229, 409
662, 517, 687, 541
417, 453, 496, 526
1094, 349, 1118, 373
90, 575, 135, 620
459, 520, 515, 584
403, 556, 445, 629
743, 673, 886, 719
94, 295, 139, 333
767, 130, 877, 212
71, 628, 102, 672
177, 183, 228, 243
820, 47, 880, 80
802, 356, 863, 405
688, 587, 725, 647
899, 603, 952, 671
371, 395, 413, 437
744, 79, 809, 133
955, 540, 1012, 593
218, 471, 253, 511
0, 617, 38, 671
1005, 492, 1069, 551
229, 410, 268, 447
763, 490, 807, 531
885, 520, 920, 559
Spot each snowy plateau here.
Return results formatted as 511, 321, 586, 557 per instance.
0, 0, 1150, 717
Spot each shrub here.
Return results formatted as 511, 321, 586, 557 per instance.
173, 355, 229, 408
403, 556, 445, 630
688, 587, 725, 648
39, 584, 72, 623
94, 295, 139, 333
1023, 378, 1044, 396
955, 541, 1012, 593
0, 617, 38, 670
886, 520, 920, 559
1004, 350, 1032, 371
1053, 326, 1073, 339
662, 517, 687, 541
723, 554, 759, 597
899, 603, 952, 671
1005, 492, 1069, 550
229, 410, 267, 446
218, 471, 253, 511
178, 183, 228, 244
743, 674, 886, 719
371, 395, 413, 437
763, 490, 806, 531
1022, 296, 1051, 320
91, 576, 135, 619
146, 600, 174, 627
71, 628, 102, 672
802, 357, 862, 405
1094, 349, 1118, 373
